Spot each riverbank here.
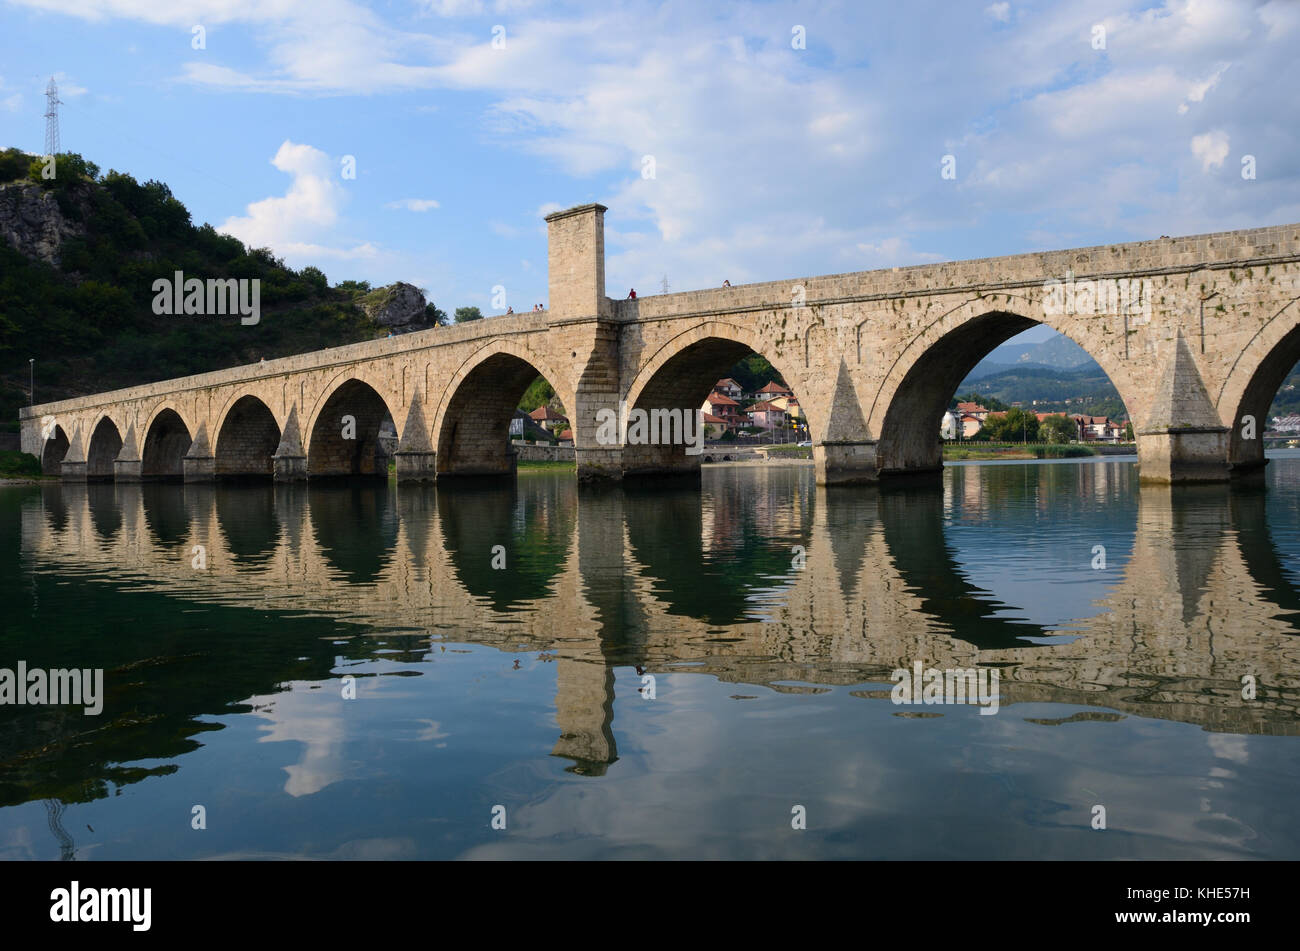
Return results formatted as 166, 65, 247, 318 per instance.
943, 443, 1125, 461
518, 459, 577, 471
0, 450, 44, 483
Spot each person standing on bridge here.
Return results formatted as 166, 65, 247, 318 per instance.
628, 288, 637, 299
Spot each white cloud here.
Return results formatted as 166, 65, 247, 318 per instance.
15, 0, 1300, 293
856, 238, 944, 268
1178, 62, 1229, 114
384, 198, 440, 211
1260, 0, 1300, 39
219, 140, 380, 265
1190, 130, 1230, 171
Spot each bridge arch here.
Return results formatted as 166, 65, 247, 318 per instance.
306, 377, 396, 478
870, 299, 1139, 475
40, 424, 71, 476
215, 394, 281, 480
86, 414, 124, 481
141, 407, 193, 480
434, 341, 575, 478
622, 320, 810, 477
1215, 294, 1300, 472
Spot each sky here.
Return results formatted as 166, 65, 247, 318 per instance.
0, 0, 1297, 329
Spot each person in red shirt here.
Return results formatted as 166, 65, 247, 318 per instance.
628, 288, 637, 299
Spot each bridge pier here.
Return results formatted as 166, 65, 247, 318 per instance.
114, 458, 142, 482
814, 441, 880, 485
437, 449, 518, 481
60, 459, 87, 483
620, 444, 701, 483
182, 425, 215, 482
394, 449, 437, 483
575, 447, 624, 483
272, 452, 307, 482
1137, 427, 1232, 484
183, 455, 215, 482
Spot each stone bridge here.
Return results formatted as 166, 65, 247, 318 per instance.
20, 205, 1300, 485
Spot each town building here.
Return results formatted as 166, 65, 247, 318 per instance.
745, 399, 788, 431
955, 401, 991, 421
752, 380, 793, 401
1070, 414, 1126, 441
767, 394, 802, 419
528, 405, 569, 433
702, 412, 729, 440
713, 378, 744, 400
702, 391, 745, 430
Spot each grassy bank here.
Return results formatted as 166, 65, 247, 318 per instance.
944, 443, 1100, 461
0, 450, 43, 478
759, 444, 812, 458
518, 459, 577, 471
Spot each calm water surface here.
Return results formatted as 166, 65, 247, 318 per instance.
3, 454, 1300, 860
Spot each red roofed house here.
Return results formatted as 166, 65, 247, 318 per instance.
753, 380, 793, 400
746, 399, 788, 431
529, 405, 569, 433
955, 401, 991, 421
702, 391, 744, 429
701, 412, 729, 440
767, 394, 802, 419
713, 378, 743, 399
1071, 414, 1119, 441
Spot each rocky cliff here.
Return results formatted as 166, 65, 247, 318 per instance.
0, 181, 83, 266
360, 281, 445, 333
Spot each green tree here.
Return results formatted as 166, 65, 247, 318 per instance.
300, 266, 329, 292
28, 152, 99, 188
985, 407, 1039, 442
1040, 413, 1076, 443
518, 376, 555, 412
0, 147, 31, 183
455, 306, 484, 323
726, 354, 786, 394
1124, 421, 1134, 441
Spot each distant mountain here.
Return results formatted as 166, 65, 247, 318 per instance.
967, 333, 1101, 380
956, 362, 1127, 420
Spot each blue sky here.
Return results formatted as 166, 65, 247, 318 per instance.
0, 0, 1297, 331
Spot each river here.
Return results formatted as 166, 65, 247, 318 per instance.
2, 454, 1299, 859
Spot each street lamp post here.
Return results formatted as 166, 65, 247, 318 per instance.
29, 358, 34, 406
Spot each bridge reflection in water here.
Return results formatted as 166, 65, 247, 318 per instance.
7, 458, 1300, 826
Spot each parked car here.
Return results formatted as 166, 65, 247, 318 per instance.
797, 440, 812, 447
